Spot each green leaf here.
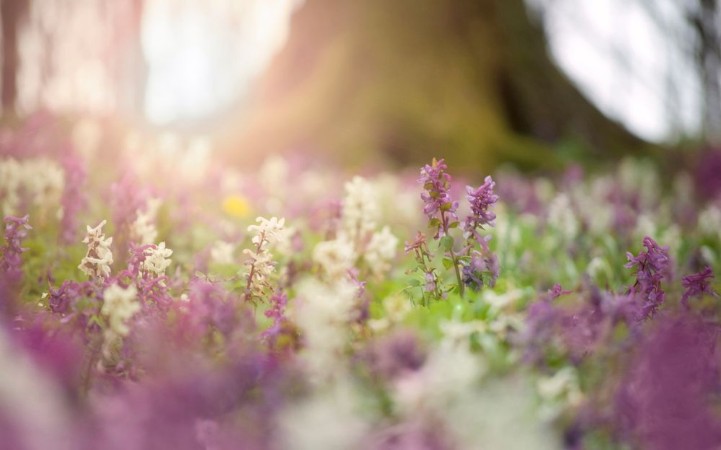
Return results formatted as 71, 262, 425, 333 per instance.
440, 235, 454, 252
442, 256, 454, 270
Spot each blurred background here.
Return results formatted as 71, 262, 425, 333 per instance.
0, 0, 719, 170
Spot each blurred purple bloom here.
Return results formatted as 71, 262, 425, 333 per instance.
368, 419, 455, 450
48, 280, 96, 315
615, 316, 721, 449
15, 324, 83, 389
419, 158, 458, 238
681, 266, 716, 308
549, 283, 571, 300
463, 176, 498, 237
184, 278, 239, 337
424, 272, 437, 293
625, 237, 670, 318
264, 291, 287, 322
1, 215, 31, 286
60, 154, 87, 244
262, 291, 288, 342
694, 148, 721, 201
364, 329, 426, 380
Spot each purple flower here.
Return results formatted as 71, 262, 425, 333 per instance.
262, 291, 288, 342
424, 272, 437, 293
0, 215, 32, 285
364, 329, 426, 380
614, 316, 721, 449
625, 237, 670, 318
694, 148, 721, 201
404, 231, 427, 254
681, 266, 716, 308
419, 158, 458, 238
48, 280, 97, 315
264, 291, 287, 322
462, 250, 498, 291
463, 176, 498, 238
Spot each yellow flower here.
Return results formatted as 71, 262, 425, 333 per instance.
222, 195, 251, 218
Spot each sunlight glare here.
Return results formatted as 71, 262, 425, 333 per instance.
142, 0, 301, 125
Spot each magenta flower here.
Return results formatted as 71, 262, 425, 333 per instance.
419, 158, 458, 238
462, 250, 498, 291
1, 215, 32, 285
463, 176, 498, 238
625, 237, 670, 318
262, 290, 288, 342
681, 266, 716, 308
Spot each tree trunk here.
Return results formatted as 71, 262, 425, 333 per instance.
1, 0, 29, 116
221, 0, 650, 171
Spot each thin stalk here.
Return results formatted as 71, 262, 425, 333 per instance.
440, 210, 464, 297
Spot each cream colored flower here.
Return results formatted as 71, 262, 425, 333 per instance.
101, 283, 140, 337
142, 242, 173, 276
79, 220, 114, 279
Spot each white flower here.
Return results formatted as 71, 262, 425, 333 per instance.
481, 288, 525, 311
547, 193, 579, 241
247, 216, 286, 247
0, 157, 64, 216
210, 240, 236, 265
101, 283, 140, 362
79, 220, 114, 279
619, 158, 659, 209
364, 226, 398, 277
536, 367, 583, 419
101, 283, 140, 337
242, 216, 287, 301
341, 176, 379, 243
699, 205, 721, 242
586, 256, 613, 284
313, 237, 356, 280
293, 278, 359, 377
130, 198, 161, 245
142, 242, 173, 276
278, 380, 369, 450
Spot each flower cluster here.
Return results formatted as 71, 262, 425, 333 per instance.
130, 198, 161, 245
463, 176, 498, 238
419, 158, 458, 239
0, 157, 64, 217
0, 215, 32, 285
242, 216, 286, 303
625, 236, 670, 317
4, 120, 721, 450
681, 266, 716, 307
314, 176, 398, 281
141, 242, 173, 276
100, 282, 140, 360
412, 158, 499, 297
341, 176, 379, 244
78, 220, 114, 280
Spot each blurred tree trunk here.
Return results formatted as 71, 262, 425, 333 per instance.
223, 0, 650, 171
688, 0, 721, 142
1, 0, 29, 116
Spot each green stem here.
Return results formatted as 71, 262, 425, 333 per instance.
440, 210, 464, 298
449, 247, 465, 298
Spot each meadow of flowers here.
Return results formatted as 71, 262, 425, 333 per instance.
1, 117, 721, 449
